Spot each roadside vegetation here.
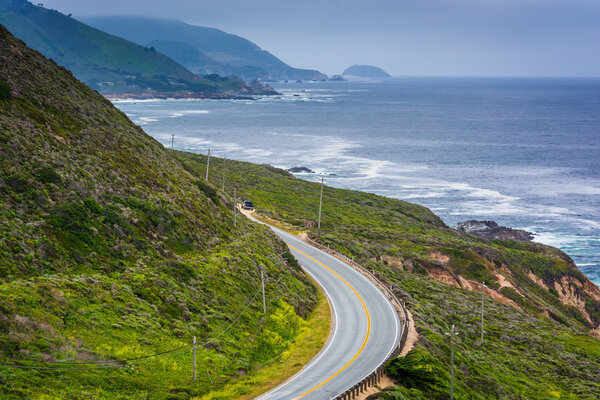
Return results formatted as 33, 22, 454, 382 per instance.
182, 153, 600, 399
0, 25, 324, 399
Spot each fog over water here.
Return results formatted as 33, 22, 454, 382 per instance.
43, 0, 600, 77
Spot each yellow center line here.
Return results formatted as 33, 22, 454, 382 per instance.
288, 244, 371, 399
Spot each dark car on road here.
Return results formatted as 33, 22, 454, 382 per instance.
242, 200, 254, 210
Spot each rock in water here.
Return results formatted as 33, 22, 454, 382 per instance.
287, 166, 315, 173
342, 65, 391, 77
456, 220, 534, 241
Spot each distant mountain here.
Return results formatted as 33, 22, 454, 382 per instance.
82, 16, 328, 81
342, 65, 391, 78
0, 0, 275, 98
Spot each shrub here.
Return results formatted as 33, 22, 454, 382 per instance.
34, 166, 61, 184
48, 201, 94, 243
6, 172, 30, 193
195, 180, 220, 206
83, 197, 102, 214
386, 349, 442, 390
165, 261, 195, 282
103, 204, 123, 225
0, 79, 11, 101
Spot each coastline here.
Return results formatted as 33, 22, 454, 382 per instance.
102, 86, 280, 102
113, 79, 600, 286
104, 93, 258, 102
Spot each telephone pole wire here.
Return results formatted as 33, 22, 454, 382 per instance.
261, 269, 266, 314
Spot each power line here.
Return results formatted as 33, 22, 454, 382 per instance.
0, 348, 192, 370
1, 274, 285, 371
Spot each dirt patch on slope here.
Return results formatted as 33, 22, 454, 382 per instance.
400, 309, 418, 356
554, 276, 593, 325
355, 374, 395, 399
429, 251, 449, 263
528, 271, 549, 290
381, 255, 404, 269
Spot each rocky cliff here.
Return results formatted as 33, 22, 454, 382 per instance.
456, 220, 534, 241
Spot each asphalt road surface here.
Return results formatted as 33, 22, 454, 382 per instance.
255, 224, 401, 400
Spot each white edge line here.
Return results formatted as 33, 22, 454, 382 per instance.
255, 262, 339, 399
249, 215, 402, 398
330, 262, 401, 398
276, 232, 402, 399
278, 233, 401, 399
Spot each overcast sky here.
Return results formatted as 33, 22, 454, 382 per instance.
42, 0, 600, 77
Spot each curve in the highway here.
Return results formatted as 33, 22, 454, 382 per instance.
256, 224, 401, 400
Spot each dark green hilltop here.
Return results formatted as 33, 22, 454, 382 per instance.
0, 23, 315, 398
81, 16, 328, 82
0, 0, 277, 98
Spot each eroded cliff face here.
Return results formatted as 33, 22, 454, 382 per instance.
381, 250, 600, 336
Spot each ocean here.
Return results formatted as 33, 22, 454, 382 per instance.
113, 77, 600, 285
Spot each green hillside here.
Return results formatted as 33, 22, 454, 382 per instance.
0, 0, 275, 97
0, 24, 317, 399
181, 153, 600, 399
82, 16, 328, 81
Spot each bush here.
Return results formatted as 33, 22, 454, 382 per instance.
0, 79, 11, 101
386, 349, 442, 390
103, 204, 123, 225
6, 172, 30, 193
34, 166, 61, 184
83, 197, 103, 214
48, 201, 94, 243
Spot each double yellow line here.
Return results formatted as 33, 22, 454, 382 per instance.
288, 245, 371, 399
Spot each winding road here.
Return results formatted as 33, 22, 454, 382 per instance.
254, 223, 402, 400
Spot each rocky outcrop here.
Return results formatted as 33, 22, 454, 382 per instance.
456, 220, 534, 241
287, 166, 315, 174
329, 74, 345, 81
342, 65, 391, 78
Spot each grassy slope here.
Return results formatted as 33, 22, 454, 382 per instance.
0, 0, 260, 96
179, 153, 600, 399
0, 25, 319, 399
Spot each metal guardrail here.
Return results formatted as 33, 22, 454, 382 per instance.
303, 236, 410, 400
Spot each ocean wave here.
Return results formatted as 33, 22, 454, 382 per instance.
169, 110, 210, 118
243, 148, 274, 158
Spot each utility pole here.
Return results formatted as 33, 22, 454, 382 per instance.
171, 133, 174, 149
445, 324, 459, 400
222, 155, 226, 192
261, 268, 266, 314
205, 148, 211, 182
318, 177, 324, 229
192, 336, 197, 382
233, 187, 237, 228
481, 282, 486, 343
